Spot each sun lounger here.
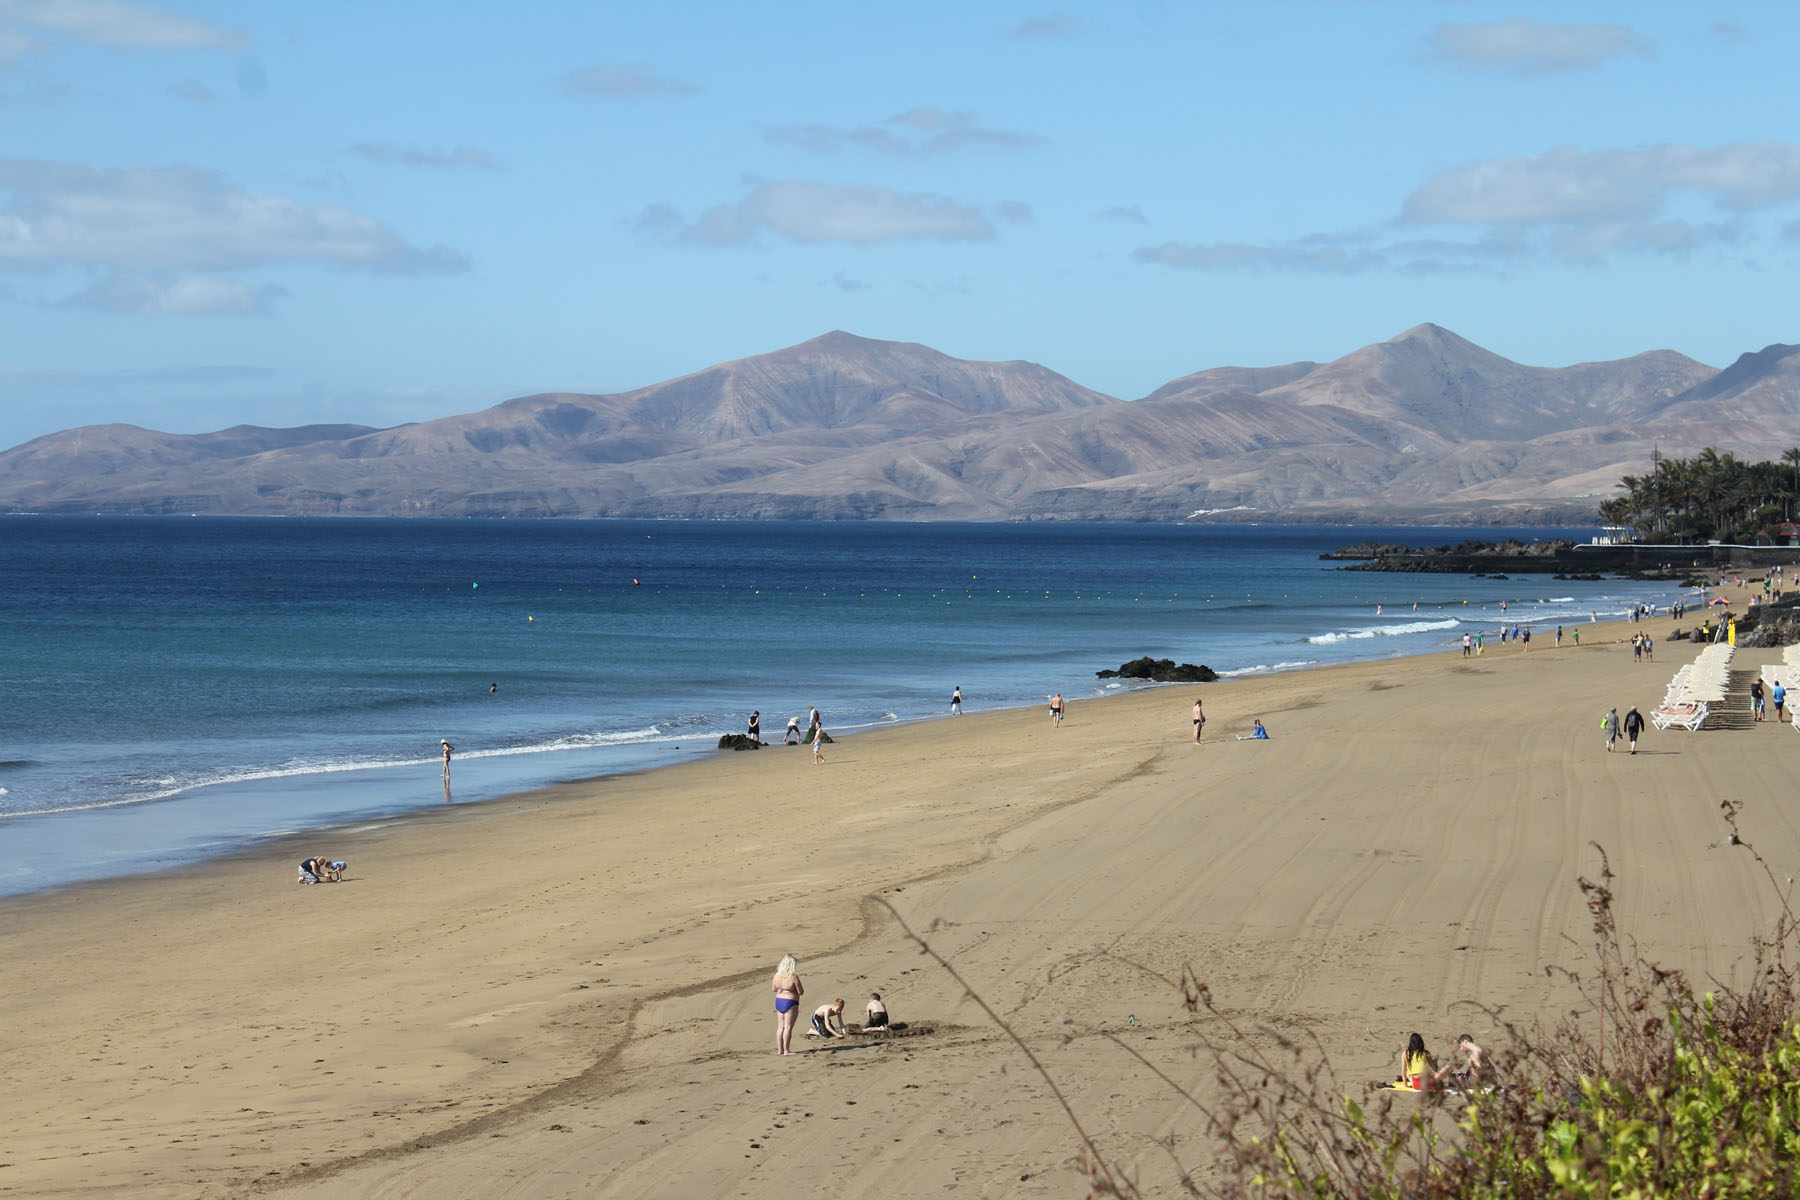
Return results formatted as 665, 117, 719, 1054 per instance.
1651, 702, 1707, 731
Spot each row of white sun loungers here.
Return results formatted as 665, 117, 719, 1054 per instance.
1652, 645, 1733, 730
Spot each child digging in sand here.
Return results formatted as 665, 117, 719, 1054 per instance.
809, 998, 848, 1038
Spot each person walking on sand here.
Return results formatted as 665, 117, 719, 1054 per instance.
1603, 707, 1618, 752
1191, 697, 1206, 743
1623, 706, 1646, 754
440, 739, 454, 777
1556, 625, 1563, 647
1752, 678, 1766, 722
1776, 681, 1789, 724
1049, 692, 1065, 728
811, 722, 826, 764
950, 686, 962, 716
1461, 633, 1471, 657
772, 954, 804, 1055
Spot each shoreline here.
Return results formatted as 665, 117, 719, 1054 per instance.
3, 573, 1690, 903
1, 590, 1750, 1198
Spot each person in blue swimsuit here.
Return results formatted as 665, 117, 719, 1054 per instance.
772, 954, 804, 1055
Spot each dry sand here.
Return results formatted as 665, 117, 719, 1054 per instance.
4, 583, 1794, 1198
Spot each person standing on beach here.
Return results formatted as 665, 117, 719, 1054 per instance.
1461, 633, 1471, 657
1775, 682, 1788, 724
440, 739, 454, 777
1752, 678, 1766, 722
951, 686, 962, 716
1556, 625, 1563, 647
811, 723, 826, 764
772, 954, 804, 1055
1603, 707, 1618, 752
1191, 697, 1206, 743
807, 705, 821, 739
747, 710, 761, 743
1623, 706, 1646, 754
1049, 692, 1065, 728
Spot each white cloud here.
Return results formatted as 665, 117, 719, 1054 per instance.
0, 158, 468, 274
565, 62, 695, 98
1099, 204, 1146, 224
1426, 18, 1651, 76
1136, 240, 1389, 273
639, 180, 995, 246
1135, 140, 1787, 276
60, 272, 287, 315
0, 0, 245, 50
0, 25, 34, 64
165, 78, 213, 103
1404, 143, 1800, 225
1011, 13, 1073, 39
350, 142, 497, 171
767, 108, 1041, 155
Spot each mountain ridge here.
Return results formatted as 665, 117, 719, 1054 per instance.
4, 327, 1789, 524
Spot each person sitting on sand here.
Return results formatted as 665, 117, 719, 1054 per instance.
863, 992, 889, 1030
772, 954, 804, 1056
1432, 1034, 1491, 1088
1398, 1032, 1436, 1090
1251, 719, 1268, 739
810, 998, 848, 1038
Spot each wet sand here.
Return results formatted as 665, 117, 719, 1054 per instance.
2, 583, 1790, 1198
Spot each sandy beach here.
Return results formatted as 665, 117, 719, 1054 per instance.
4, 584, 1793, 1199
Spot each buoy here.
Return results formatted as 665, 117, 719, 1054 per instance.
633, 578, 640, 586
528, 616, 534, 622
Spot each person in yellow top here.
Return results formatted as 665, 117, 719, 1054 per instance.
1399, 1032, 1436, 1090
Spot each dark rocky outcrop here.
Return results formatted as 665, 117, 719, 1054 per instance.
716, 734, 761, 751
1097, 656, 1219, 683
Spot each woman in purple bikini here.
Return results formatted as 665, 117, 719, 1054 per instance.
772, 954, 804, 1055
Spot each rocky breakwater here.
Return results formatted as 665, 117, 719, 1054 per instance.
1324, 538, 1609, 575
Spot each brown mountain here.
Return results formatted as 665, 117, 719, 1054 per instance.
0, 327, 1783, 523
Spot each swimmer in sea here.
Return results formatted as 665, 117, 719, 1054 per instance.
772, 954, 804, 1055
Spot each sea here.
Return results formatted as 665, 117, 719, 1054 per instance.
0, 517, 1690, 899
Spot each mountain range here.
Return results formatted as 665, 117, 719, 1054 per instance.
4, 325, 1798, 523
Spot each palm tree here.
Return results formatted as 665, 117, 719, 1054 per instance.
1782, 447, 1800, 517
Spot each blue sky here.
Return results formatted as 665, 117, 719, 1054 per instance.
0, 0, 1794, 448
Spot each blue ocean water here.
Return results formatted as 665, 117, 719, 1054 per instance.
0, 518, 1683, 897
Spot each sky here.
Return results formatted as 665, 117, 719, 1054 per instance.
0, 0, 1796, 449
